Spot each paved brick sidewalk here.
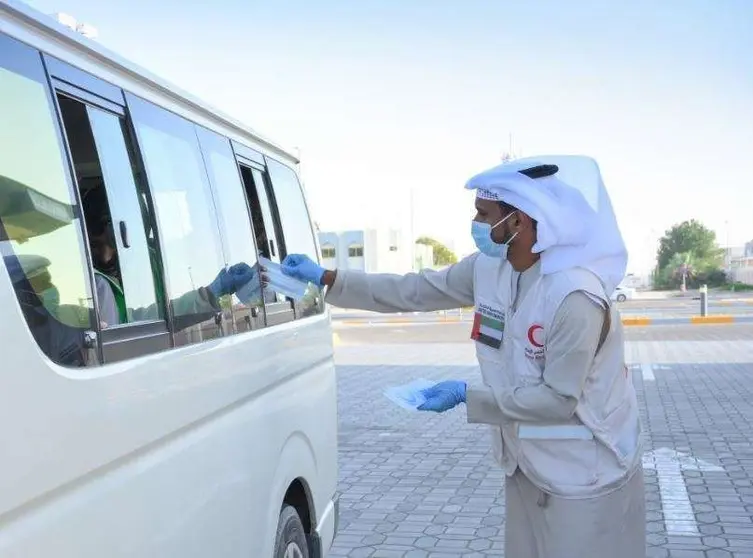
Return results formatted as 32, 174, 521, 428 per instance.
331, 339, 753, 557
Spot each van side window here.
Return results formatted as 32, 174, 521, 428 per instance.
126, 94, 227, 346
0, 35, 95, 367
265, 158, 318, 259
195, 127, 264, 334
57, 95, 163, 329
241, 166, 281, 264
237, 163, 295, 324
265, 158, 324, 318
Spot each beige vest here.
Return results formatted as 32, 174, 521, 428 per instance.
472, 255, 642, 498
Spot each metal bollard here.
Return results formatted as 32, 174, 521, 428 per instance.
699, 284, 708, 317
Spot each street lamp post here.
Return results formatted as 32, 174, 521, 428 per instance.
725, 220, 735, 291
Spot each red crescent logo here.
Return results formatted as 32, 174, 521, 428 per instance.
527, 325, 544, 348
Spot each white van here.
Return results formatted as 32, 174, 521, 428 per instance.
0, 1, 338, 556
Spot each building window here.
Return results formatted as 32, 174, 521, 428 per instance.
348, 244, 364, 258
321, 245, 336, 259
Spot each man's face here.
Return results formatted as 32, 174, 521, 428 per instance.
473, 199, 515, 244
90, 231, 116, 268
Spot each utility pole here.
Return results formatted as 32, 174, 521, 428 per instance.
502, 133, 521, 161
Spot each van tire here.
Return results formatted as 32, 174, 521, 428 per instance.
616, 294, 627, 302
274, 505, 309, 558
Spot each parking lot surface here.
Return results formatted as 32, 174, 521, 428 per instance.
330, 324, 753, 557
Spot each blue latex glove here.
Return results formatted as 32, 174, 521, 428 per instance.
281, 254, 326, 286
208, 262, 259, 298
417, 380, 467, 413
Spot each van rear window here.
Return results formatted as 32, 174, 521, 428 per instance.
0, 35, 95, 367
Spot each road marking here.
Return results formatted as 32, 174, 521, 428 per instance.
689, 315, 735, 324
643, 448, 724, 536
641, 363, 655, 381
622, 316, 652, 326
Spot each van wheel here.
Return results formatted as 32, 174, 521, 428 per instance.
274, 505, 309, 558
617, 294, 627, 302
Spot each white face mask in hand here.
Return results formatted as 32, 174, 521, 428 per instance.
259, 257, 311, 300
383, 379, 436, 412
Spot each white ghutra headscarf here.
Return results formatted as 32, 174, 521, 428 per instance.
465, 155, 627, 294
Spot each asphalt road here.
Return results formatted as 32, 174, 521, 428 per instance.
331, 297, 753, 326
620, 296, 753, 318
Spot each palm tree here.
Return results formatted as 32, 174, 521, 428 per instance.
667, 252, 695, 291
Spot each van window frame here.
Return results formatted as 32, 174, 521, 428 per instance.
195, 125, 267, 335
44, 55, 172, 362
125, 91, 234, 347
233, 155, 295, 327
263, 156, 325, 319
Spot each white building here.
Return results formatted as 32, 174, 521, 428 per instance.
318, 229, 434, 273
728, 241, 753, 284
724, 246, 745, 270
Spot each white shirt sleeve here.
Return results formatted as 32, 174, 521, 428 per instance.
325, 253, 478, 313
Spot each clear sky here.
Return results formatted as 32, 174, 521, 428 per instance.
26, 0, 753, 274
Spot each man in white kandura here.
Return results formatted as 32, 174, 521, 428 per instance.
282, 155, 646, 558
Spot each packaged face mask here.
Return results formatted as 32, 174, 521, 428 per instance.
235, 278, 262, 306
259, 257, 312, 301
384, 378, 436, 411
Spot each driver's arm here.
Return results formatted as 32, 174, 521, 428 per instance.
95, 274, 121, 328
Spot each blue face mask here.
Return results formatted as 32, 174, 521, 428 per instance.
471, 212, 518, 258
39, 286, 60, 310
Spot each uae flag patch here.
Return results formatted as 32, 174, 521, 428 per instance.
471, 304, 505, 349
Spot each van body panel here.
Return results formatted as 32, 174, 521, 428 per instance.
0, 2, 338, 555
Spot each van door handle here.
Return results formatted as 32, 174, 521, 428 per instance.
119, 221, 130, 248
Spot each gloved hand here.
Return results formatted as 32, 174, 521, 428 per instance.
208, 262, 260, 298
418, 380, 467, 413
281, 254, 326, 286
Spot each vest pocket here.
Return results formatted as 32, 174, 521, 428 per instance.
475, 340, 504, 364
599, 397, 641, 466
519, 436, 599, 491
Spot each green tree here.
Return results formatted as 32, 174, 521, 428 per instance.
654, 220, 725, 288
416, 236, 458, 266
656, 220, 723, 270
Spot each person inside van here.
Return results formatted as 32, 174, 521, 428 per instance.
3, 253, 90, 366
82, 186, 260, 328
